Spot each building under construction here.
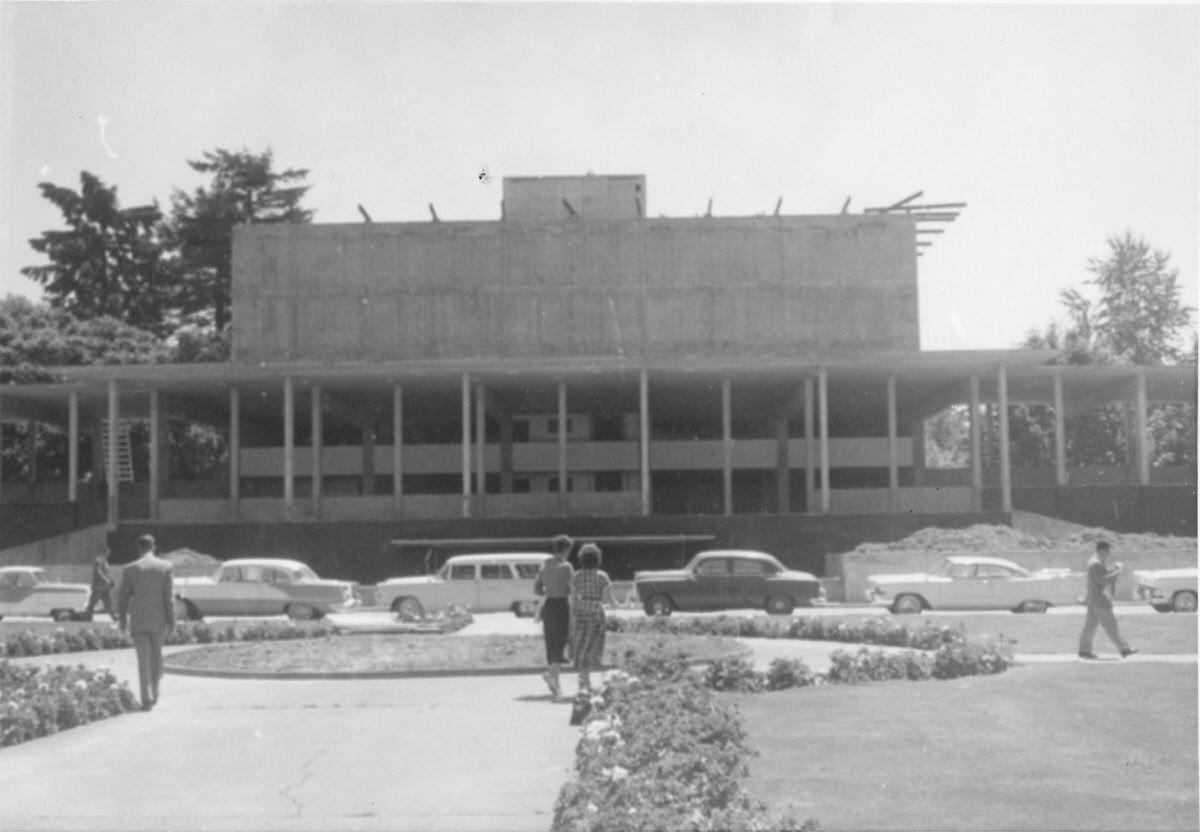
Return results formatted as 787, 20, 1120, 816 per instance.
1, 174, 1194, 580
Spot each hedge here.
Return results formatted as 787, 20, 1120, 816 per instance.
1, 661, 138, 747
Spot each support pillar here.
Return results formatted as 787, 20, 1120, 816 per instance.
312, 385, 323, 515
818, 368, 830, 514
887, 375, 899, 510
997, 366, 1012, 513
775, 415, 790, 513
461, 372, 471, 518
1053, 373, 1067, 487
722, 379, 732, 516
392, 384, 404, 515
230, 387, 241, 516
68, 392, 79, 503
557, 380, 568, 516
284, 376, 295, 519
639, 370, 650, 516
476, 382, 487, 500
1135, 369, 1150, 485
149, 390, 160, 521
804, 377, 815, 513
970, 375, 983, 509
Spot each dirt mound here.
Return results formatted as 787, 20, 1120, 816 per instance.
161, 547, 221, 566
850, 524, 1196, 554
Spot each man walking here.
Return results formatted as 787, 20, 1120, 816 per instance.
83, 547, 116, 622
117, 535, 176, 710
1078, 540, 1137, 660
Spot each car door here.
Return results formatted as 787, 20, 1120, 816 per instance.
728, 557, 772, 610
212, 565, 255, 616
688, 557, 731, 611
477, 562, 512, 612
976, 563, 1021, 608
443, 562, 479, 610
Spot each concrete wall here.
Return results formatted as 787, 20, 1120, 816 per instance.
232, 215, 918, 363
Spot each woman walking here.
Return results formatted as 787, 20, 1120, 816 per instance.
534, 534, 574, 697
569, 542, 617, 694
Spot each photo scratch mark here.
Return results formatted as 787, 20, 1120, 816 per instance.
97, 115, 119, 159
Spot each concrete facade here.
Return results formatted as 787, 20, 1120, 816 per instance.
232, 213, 918, 364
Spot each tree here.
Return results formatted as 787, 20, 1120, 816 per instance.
1054, 231, 1194, 366
21, 172, 176, 334
169, 148, 312, 330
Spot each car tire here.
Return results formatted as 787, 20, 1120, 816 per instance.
286, 603, 319, 621
51, 609, 74, 622
1017, 600, 1050, 614
891, 594, 924, 615
512, 601, 538, 618
392, 597, 425, 619
1171, 591, 1197, 613
765, 595, 795, 615
644, 595, 673, 617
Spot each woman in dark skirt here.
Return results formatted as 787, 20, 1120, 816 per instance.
534, 534, 574, 697
569, 542, 616, 694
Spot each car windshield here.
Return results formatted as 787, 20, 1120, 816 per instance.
295, 566, 319, 581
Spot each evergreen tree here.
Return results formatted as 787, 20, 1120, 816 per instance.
169, 148, 312, 330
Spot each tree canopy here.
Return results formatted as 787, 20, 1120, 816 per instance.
20, 172, 175, 334
169, 148, 312, 330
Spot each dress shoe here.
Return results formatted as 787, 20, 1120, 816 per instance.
1077, 651, 1098, 660
1120, 647, 1139, 658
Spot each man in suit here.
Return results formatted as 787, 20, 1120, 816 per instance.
1078, 540, 1137, 660
117, 535, 177, 710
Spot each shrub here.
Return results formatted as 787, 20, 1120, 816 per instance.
1, 620, 338, 659
932, 636, 1015, 679
824, 648, 935, 684
704, 656, 764, 692
764, 657, 818, 691
0, 660, 138, 747
552, 666, 817, 832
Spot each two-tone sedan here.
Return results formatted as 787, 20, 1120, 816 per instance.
1134, 567, 1198, 613
634, 549, 824, 616
865, 555, 1082, 614
0, 566, 91, 621
173, 558, 358, 620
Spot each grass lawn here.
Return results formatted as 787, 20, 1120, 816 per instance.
736, 662, 1198, 831
163, 632, 747, 674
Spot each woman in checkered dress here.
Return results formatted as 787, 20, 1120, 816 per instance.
569, 542, 617, 693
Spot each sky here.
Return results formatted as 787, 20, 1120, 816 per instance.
1, 2, 1197, 352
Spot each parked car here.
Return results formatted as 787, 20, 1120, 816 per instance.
1134, 567, 1198, 613
375, 553, 550, 617
0, 566, 91, 621
634, 549, 824, 616
865, 555, 1083, 614
173, 558, 358, 620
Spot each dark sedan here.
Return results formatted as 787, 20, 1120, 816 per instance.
634, 549, 824, 616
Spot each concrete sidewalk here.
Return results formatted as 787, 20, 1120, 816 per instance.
0, 646, 577, 832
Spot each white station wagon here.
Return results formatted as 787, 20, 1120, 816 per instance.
0, 566, 91, 621
375, 553, 550, 618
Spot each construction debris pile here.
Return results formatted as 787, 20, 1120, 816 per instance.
849, 524, 1196, 555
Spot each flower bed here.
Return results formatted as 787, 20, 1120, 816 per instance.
1, 661, 138, 748
1, 620, 338, 659
553, 645, 816, 832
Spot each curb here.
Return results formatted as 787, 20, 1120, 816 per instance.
163, 663, 553, 681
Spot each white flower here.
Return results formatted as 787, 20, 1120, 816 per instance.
608, 765, 629, 782
586, 802, 599, 814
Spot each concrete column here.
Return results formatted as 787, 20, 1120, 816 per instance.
499, 412, 513, 494
311, 385, 323, 515
68, 392, 79, 503
887, 375, 899, 509
392, 384, 404, 515
722, 379, 732, 516
476, 382, 487, 499
970, 375, 982, 509
819, 368, 830, 514
775, 415, 790, 513
107, 379, 118, 529
1053, 373, 1067, 487
26, 421, 38, 491
1135, 369, 1151, 485
639, 369, 650, 516
997, 366, 1012, 513
229, 387, 241, 515
461, 372, 471, 518
361, 422, 375, 497
284, 376, 295, 519
557, 380, 568, 516
804, 377, 815, 513
149, 390, 160, 521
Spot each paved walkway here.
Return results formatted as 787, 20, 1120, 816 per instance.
1, 617, 1194, 831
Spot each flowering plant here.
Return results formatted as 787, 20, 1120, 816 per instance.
1, 660, 138, 748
